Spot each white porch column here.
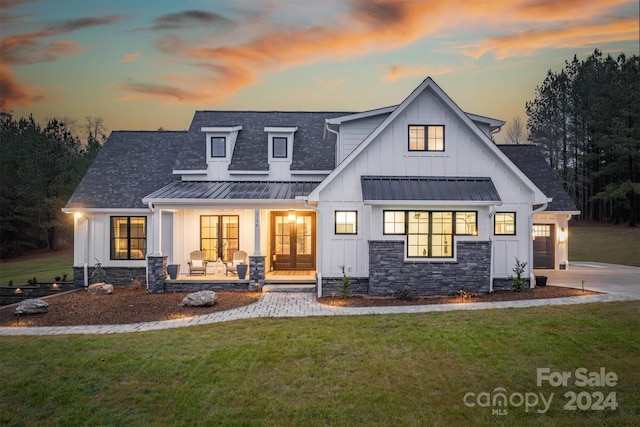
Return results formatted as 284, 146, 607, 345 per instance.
149, 208, 163, 256
254, 208, 261, 256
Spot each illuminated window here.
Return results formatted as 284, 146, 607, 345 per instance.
384, 211, 406, 234
495, 212, 516, 235
111, 217, 146, 260
201, 215, 239, 261
455, 212, 477, 235
532, 224, 551, 237
210, 137, 226, 158
408, 125, 444, 151
407, 211, 429, 257
335, 211, 357, 234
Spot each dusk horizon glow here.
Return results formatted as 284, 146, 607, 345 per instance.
1, 0, 638, 142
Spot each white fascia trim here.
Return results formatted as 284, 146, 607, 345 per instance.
61, 208, 149, 213
326, 106, 397, 125
465, 112, 506, 128
173, 169, 207, 175
228, 170, 270, 175
201, 126, 243, 132
264, 126, 298, 133
363, 200, 503, 206
534, 210, 581, 215
291, 170, 332, 175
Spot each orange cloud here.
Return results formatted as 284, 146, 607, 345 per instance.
460, 17, 638, 60
385, 64, 457, 82
122, 53, 141, 62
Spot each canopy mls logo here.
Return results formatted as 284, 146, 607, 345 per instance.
463, 367, 619, 416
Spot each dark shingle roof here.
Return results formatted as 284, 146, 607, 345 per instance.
498, 144, 579, 212
179, 111, 352, 171
65, 131, 185, 209
361, 176, 501, 202
144, 181, 320, 201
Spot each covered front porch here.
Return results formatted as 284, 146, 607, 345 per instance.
143, 181, 321, 293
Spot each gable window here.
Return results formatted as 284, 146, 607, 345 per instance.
110, 216, 146, 260
273, 137, 288, 158
408, 125, 445, 151
495, 212, 516, 235
384, 210, 477, 258
201, 215, 239, 261
210, 137, 226, 158
335, 211, 357, 234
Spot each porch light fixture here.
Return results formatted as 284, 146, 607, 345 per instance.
288, 210, 296, 222
558, 227, 568, 243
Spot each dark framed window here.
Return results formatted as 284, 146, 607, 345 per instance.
455, 212, 478, 235
335, 211, 357, 234
273, 137, 288, 158
110, 216, 146, 260
210, 137, 226, 158
201, 215, 239, 261
383, 210, 478, 258
408, 125, 444, 151
383, 210, 405, 234
494, 212, 516, 235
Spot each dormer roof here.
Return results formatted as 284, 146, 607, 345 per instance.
176, 111, 352, 172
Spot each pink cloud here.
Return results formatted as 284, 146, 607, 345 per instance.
385, 64, 458, 82
122, 53, 141, 63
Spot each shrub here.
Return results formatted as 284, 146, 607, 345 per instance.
457, 289, 475, 301
394, 286, 415, 301
510, 258, 528, 292
334, 265, 352, 299
91, 259, 106, 284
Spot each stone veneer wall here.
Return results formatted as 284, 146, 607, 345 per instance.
73, 266, 147, 288
368, 240, 492, 296
147, 256, 167, 293
249, 256, 266, 290
321, 277, 369, 296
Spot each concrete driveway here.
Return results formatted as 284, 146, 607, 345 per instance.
535, 262, 640, 299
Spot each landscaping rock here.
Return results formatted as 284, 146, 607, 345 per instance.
15, 299, 49, 315
87, 283, 114, 295
179, 291, 218, 307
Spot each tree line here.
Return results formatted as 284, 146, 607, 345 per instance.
0, 113, 104, 258
526, 49, 639, 226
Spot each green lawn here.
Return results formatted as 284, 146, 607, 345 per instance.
570, 223, 640, 267
1, 301, 639, 426
0, 250, 73, 286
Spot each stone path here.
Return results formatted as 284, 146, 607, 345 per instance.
0, 291, 635, 336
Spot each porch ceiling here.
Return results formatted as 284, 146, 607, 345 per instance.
143, 180, 321, 201
361, 176, 502, 202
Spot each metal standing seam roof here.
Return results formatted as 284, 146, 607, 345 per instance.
143, 181, 321, 201
361, 176, 502, 202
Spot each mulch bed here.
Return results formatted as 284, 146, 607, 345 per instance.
318, 286, 597, 307
0, 285, 262, 327
0, 285, 597, 327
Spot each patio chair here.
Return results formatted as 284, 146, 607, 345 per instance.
187, 250, 208, 275
226, 250, 248, 276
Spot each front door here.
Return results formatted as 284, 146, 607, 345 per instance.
271, 211, 315, 270
533, 224, 555, 269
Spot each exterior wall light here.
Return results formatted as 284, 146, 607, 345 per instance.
557, 227, 568, 243
288, 210, 296, 222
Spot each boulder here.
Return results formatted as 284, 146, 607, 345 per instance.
179, 290, 218, 307
88, 283, 114, 295
15, 299, 49, 315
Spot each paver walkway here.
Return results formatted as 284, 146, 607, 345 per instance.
0, 291, 635, 336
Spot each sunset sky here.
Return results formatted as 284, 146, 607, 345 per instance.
1, 0, 638, 142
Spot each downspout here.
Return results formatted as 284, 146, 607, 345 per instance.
146, 202, 155, 291
84, 215, 90, 289
325, 121, 340, 166
488, 206, 498, 293
304, 198, 322, 297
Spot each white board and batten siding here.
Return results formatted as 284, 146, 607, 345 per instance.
317, 86, 538, 279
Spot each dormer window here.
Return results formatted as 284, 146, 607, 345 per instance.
210, 137, 226, 158
265, 126, 297, 163
272, 137, 288, 158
